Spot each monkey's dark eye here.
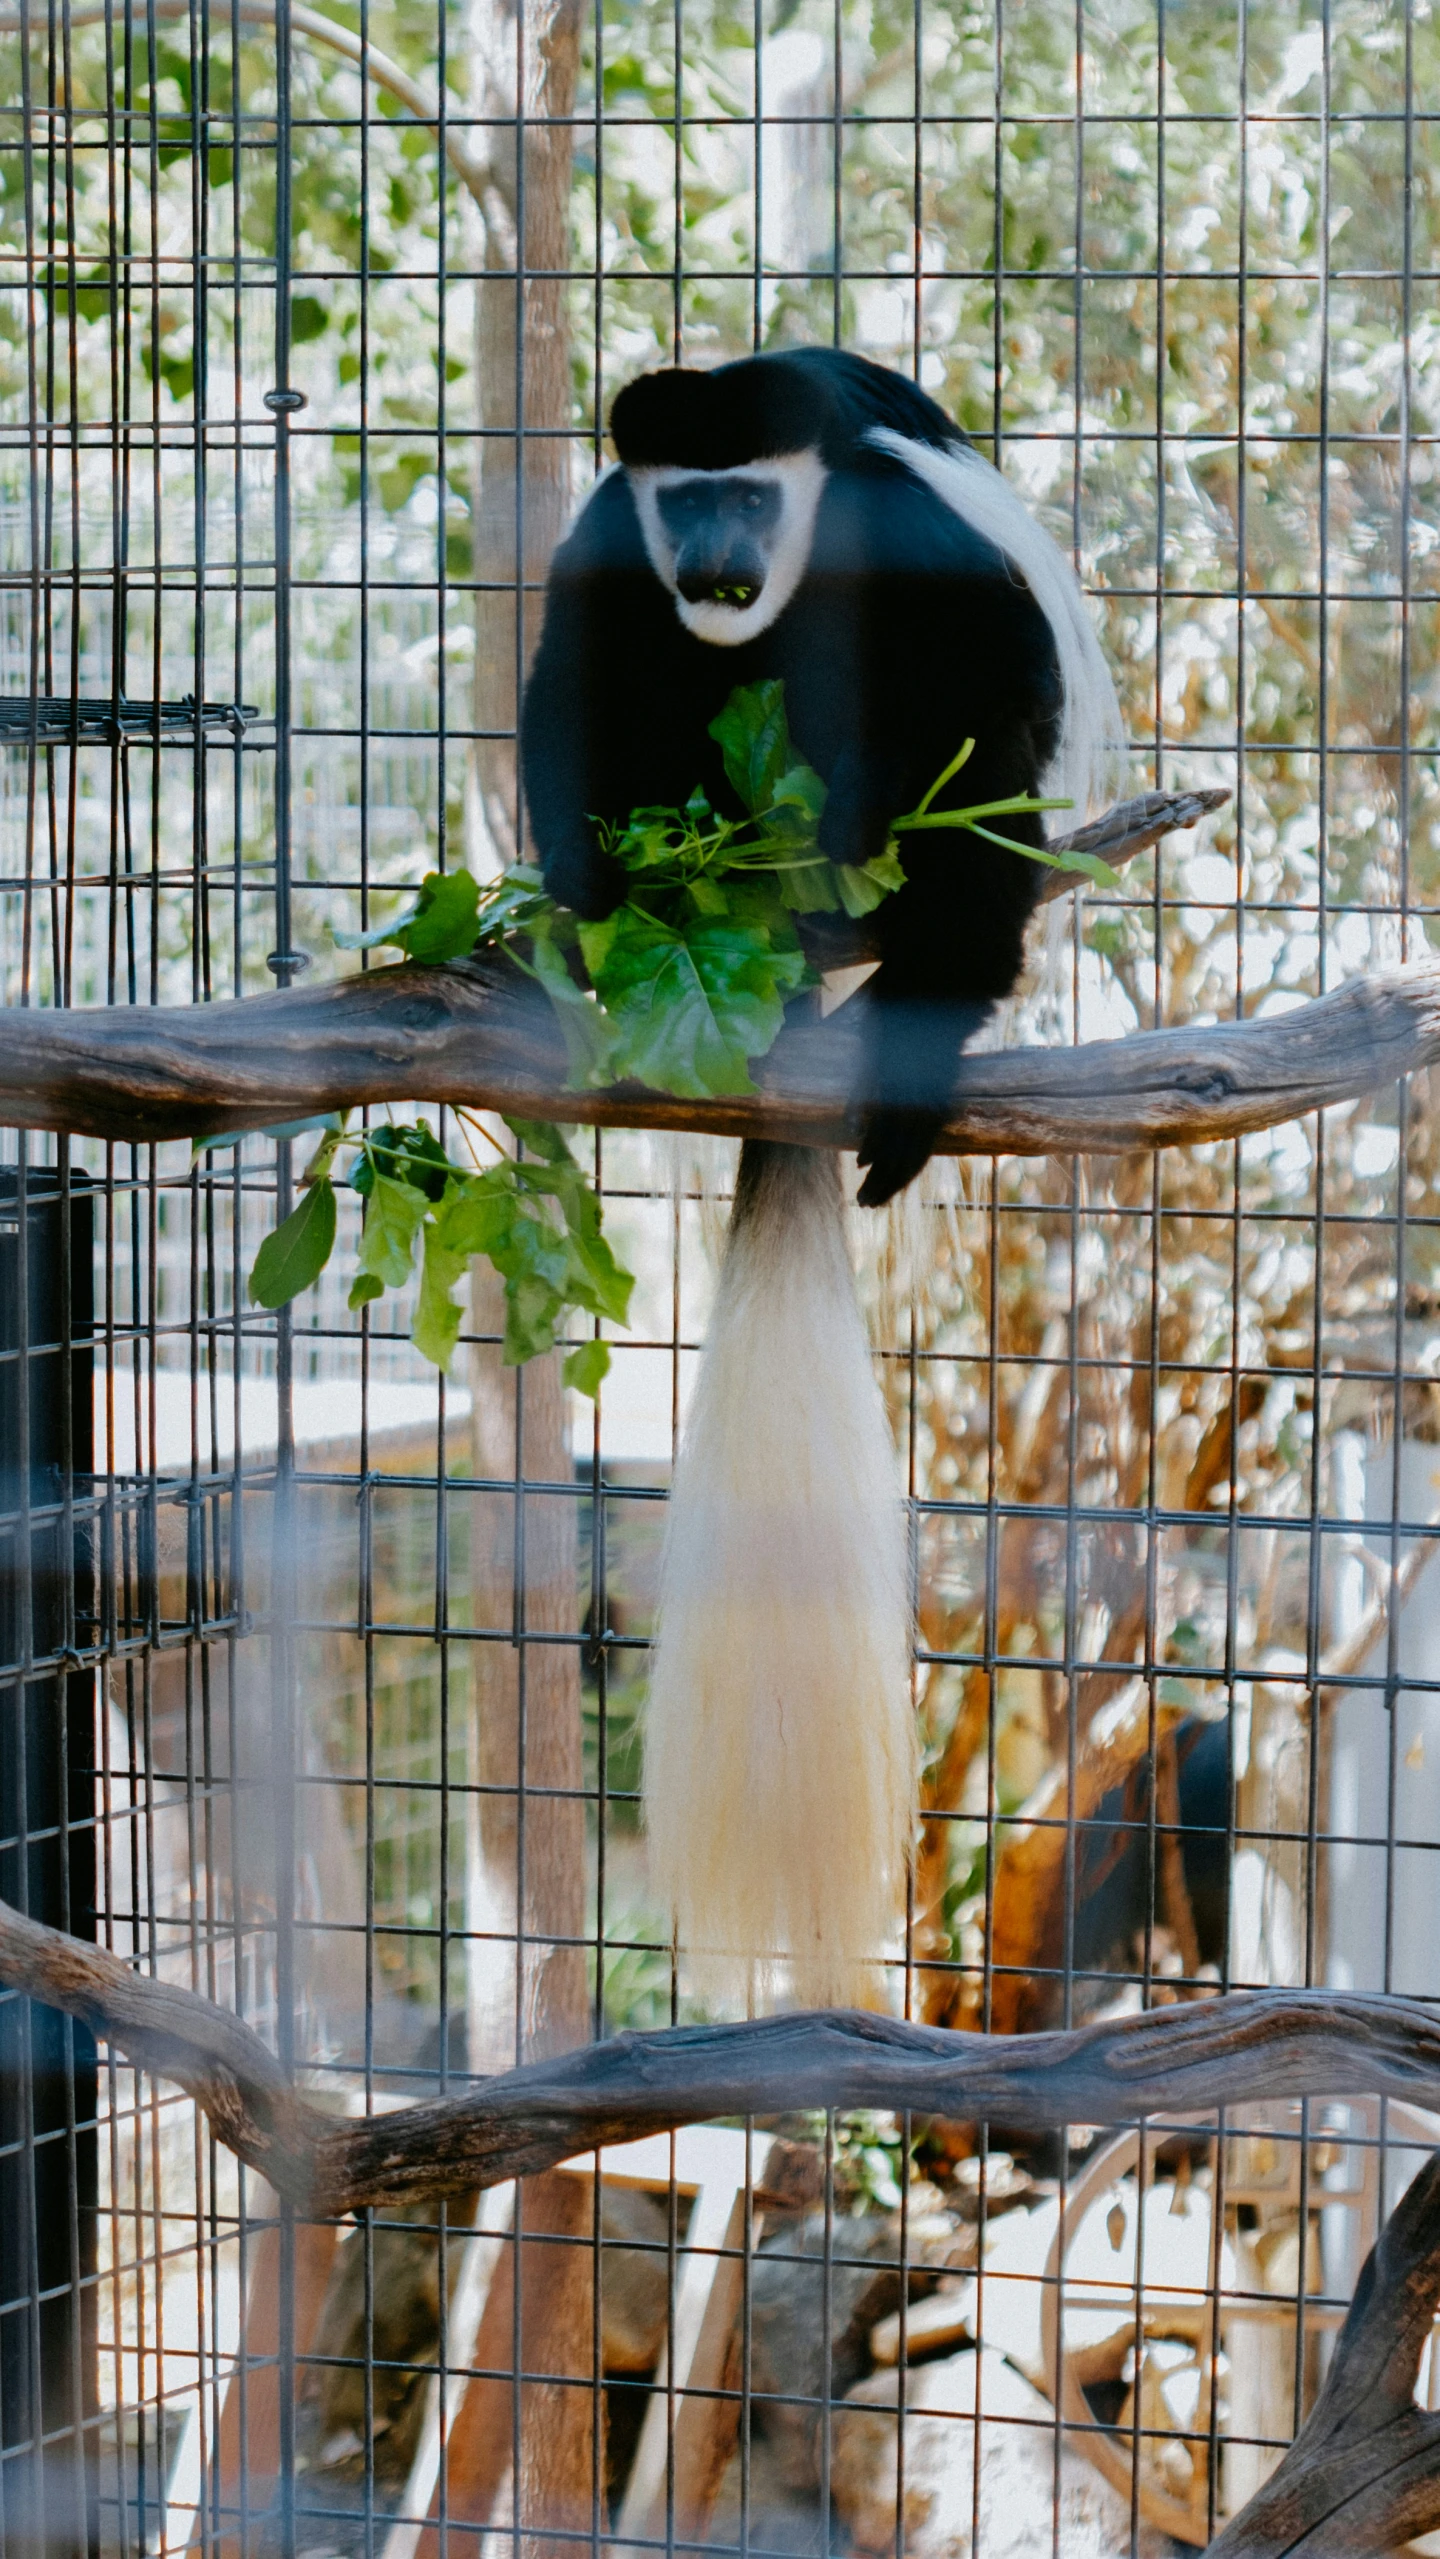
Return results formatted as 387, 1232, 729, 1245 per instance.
742, 490, 765, 510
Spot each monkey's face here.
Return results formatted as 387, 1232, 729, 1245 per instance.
628, 452, 827, 646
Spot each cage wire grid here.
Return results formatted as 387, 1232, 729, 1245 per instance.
1, 0, 1439, 2551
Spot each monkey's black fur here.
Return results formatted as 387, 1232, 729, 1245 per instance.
521, 348, 1065, 1202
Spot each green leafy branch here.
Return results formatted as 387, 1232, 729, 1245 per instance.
888, 737, 1120, 889
202, 1113, 632, 1397
216, 682, 1103, 1379
324, 680, 1106, 1105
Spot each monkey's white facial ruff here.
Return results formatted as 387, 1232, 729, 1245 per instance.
629, 452, 828, 645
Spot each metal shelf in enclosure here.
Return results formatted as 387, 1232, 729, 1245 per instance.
0, 696, 259, 746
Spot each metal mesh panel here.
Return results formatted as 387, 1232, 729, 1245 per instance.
1, 0, 1438, 2550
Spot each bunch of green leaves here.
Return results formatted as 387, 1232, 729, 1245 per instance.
325, 684, 881, 1098
558, 686, 1120, 1088
208, 1112, 633, 1394
542, 680, 905, 1097
261, 684, 1112, 1363
331, 862, 553, 965
326, 682, 1110, 1106
329, 682, 1117, 1104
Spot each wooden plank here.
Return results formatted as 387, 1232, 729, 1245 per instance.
207, 2209, 340, 2557
659, 2185, 760, 2545
614, 2130, 772, 2549
381, 2187, 515, 2559
407, 2168, 601, 2559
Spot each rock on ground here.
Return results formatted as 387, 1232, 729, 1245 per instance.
748, 2210, 937, 2496
830, 2348, 1177, 2559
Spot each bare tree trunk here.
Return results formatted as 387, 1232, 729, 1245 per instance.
459, 0, 596, 2523
469, 0, 582, 864
467, 1260, 597, 2559
468, 1271, 588, 2065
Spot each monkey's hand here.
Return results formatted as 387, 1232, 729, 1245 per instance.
536, 823, 626, 924
814, 745, 908, 871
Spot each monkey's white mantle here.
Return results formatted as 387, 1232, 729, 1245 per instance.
0, 950, 1434, 1157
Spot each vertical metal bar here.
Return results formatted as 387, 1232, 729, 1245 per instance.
264, 13, 302, 2559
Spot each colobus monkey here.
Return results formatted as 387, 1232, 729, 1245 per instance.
522, 350, 1123, 2004
524, 347, 1122, 1201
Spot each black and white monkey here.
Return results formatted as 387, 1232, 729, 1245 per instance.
522, 350, 1124, 2004
524, 346, 1121, 1201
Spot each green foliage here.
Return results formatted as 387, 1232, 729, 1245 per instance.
566, 679, 1100, 1091
249, 1176, 339, 1309
350, 1168, 428, 1295
791, 2109, 914, 2215
708, 675, 793, 814
591, 1923, 676, 2034
577, 906, 808, 1096
323, 681, 1083, 1103
291, 294, 330, 344
527, 681, 850, 1093
333, 868, 482, 963
231, 1114, 633, 1394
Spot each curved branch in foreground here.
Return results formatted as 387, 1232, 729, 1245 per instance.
0, 950, 1434, 1161
1208, 2146, 1440, 2553
0, 1898, 320, 2199
6, 1893, 1440, 2213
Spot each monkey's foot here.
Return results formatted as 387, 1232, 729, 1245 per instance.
855, 1107, 946, 1206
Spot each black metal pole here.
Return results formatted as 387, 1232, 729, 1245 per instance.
0, 1170, 97, 2559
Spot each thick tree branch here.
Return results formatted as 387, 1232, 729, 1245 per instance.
0, 1897, 323, 2197
0, 947, 1433, 1159
1041, 785, 1230, 888
0, 773, 1425, 1157
14, 1895, 1440, 2545
7, 1893, 1440, 2215
0, 789, 1301, 1153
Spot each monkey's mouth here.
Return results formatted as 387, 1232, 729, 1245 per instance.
676, 552, 766, 612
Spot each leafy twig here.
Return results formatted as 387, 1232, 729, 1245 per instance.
225, 682, 1086, 1370
207, 1113, 633, 1395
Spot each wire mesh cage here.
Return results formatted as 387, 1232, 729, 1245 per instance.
1, 0, 1438, 2550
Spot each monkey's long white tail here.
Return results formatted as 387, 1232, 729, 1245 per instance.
644, 1140, 916, 2010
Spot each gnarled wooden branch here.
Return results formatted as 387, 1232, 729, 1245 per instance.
7, 1891, 1440, 2215
14, 1892, 1440, 2546
1209, 2145, 1440, 2553
1043, 785, 1230, 886
0, 904, 1434, 1163
3, 951, 1433, 1158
